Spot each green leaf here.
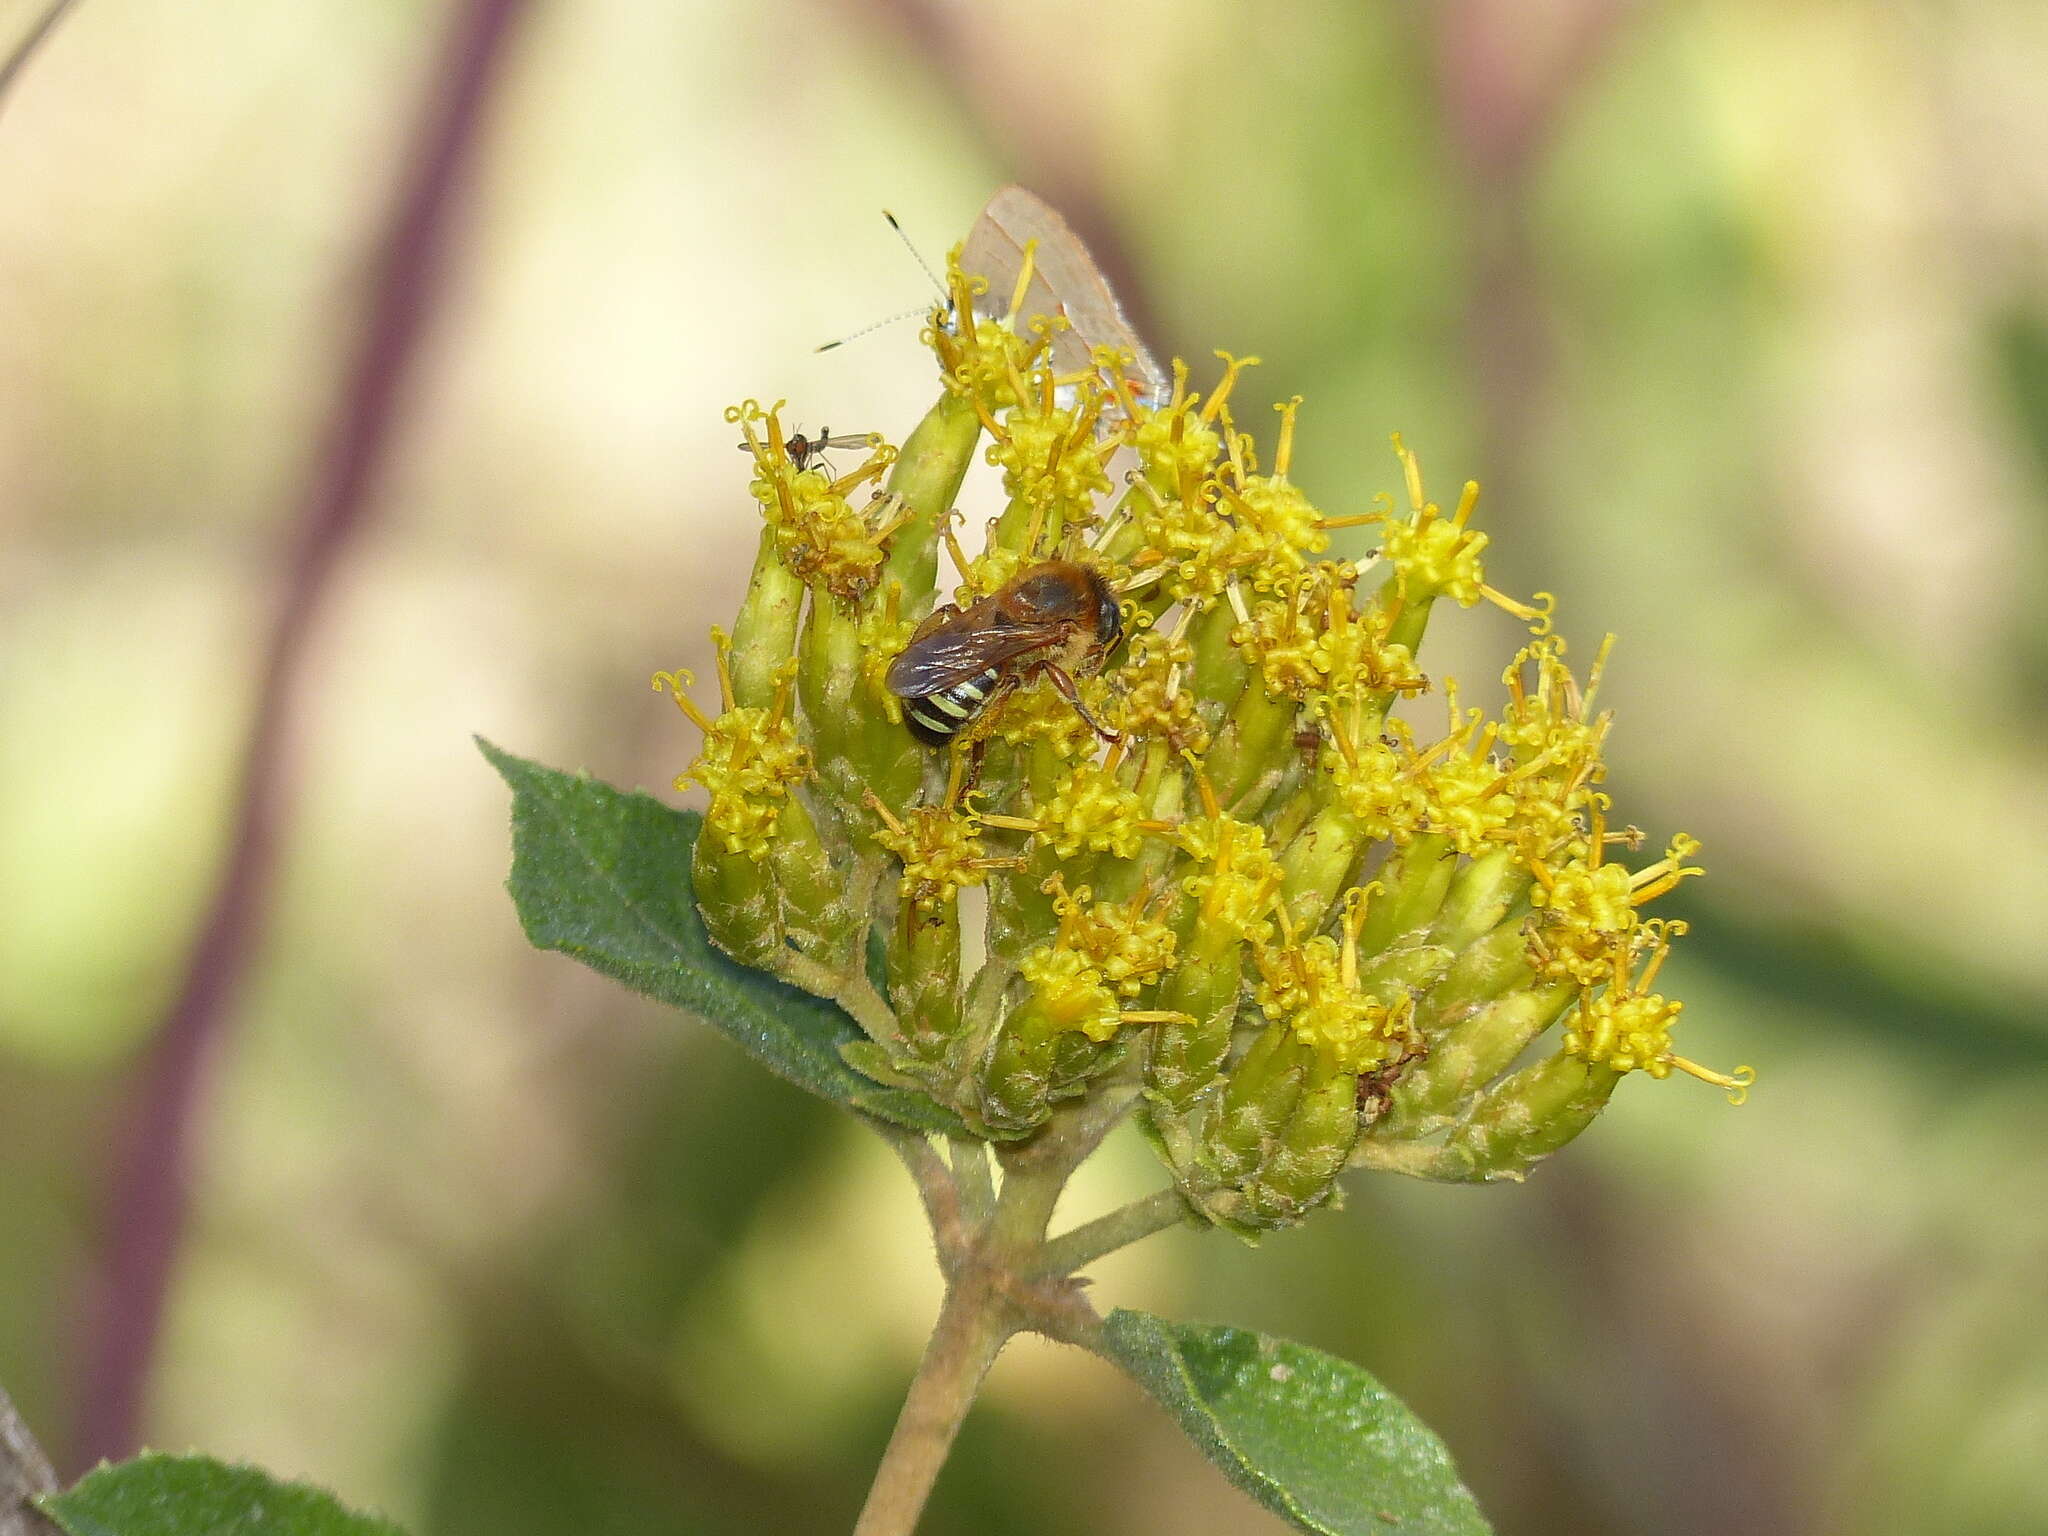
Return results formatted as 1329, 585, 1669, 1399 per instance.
480, 740, 963, 1135
1097, 1310, 1491, 1536
42, 1454, 405, 1536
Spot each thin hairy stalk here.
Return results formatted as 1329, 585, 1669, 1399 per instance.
68, 0, 535, 1472
876, 1127, 967, 1255
834, 971, 900, 1041
851, 1278, 1013, 1536
947, 1136, 995, 1228
976, 1091, 1139, 1278
1030, 1186, 1189, 1279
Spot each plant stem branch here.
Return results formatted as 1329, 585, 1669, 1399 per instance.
1030, 1186, 1189, 1278
990, 1089, 1136, 1252
876, 1127, 965, 1254
67, 0, 534, 1473
851, 1281, 1012, 1536
836, 972, 900, 1041
867, 1092, 1175, 1527
947, 1136, 995, 1229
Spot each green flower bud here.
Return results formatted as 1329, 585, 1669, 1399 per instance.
1277, 804, 1369, 936
881, 390, 982, 608
1145, 924, 1244, 1112
1354, 833, 1457, 957
767, 792, 864, 975
1185, 597, 1249, 724
727, 528, 807, 712
1236, 1068, 1362, 1228
886, 895, 963, 1062
1049, 1029, 1122, 1095
1204, 680, 1298, 815
691, 832, 781, 971
1201, 1023, 1307, 1186
1439, 1052, 1622, 1182
1427, 847, 1530, 952
1380, 979, 1576, 1136
800, 595, 920, 817
1416, 921, 1534, 1028
978, 1003, 1062, 1137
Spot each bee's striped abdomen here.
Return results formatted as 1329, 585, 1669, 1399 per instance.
904, 666, 1001, 745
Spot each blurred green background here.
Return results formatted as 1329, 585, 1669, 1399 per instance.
4, 1, 2045, 1532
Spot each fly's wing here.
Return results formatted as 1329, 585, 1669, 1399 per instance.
959, 186, 1168, 408
884, 618, 1068, 698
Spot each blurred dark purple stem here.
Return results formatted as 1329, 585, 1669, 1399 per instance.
69, 0, 533, 1474
0, 0, 81, 110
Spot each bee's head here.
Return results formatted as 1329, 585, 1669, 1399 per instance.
1087, 567, 1123, 653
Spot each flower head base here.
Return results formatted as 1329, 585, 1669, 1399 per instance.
656, 638, 808, 860
1563, 920, 1755, 1101
733, 400, 904, 603
1255, 892, 1422, 1079
666, 210, 1751, 1210
1526, 821, 1703, 987
866, 792, 1016, 912
1045, 877, 1178, 998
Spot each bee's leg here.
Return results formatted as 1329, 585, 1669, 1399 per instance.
1036, 662, 1122, 744
953, 673, 1024, 799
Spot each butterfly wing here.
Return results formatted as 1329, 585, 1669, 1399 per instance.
960, 185, 1168, 408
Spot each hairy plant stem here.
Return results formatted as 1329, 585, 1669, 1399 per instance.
850, 1274, 1013, 1536
1029, 1186, 1189, 1279
855, 1093, 1171, 1532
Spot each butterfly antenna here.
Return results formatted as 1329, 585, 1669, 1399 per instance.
814, 303, 934, 353
884, 209, 950, 303
815, 210, 958, 352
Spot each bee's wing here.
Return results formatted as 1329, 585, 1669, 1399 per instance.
960, 185, 1167, 408
884, 619, 1068, 697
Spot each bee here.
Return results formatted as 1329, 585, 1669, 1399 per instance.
737, 426, 873, 473
886, 560, 1124, 747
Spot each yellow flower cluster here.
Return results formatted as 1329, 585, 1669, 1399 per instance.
1253, 893, 1420, 1078
670, 225, 1751, 1218
731, 400, 903, 602
654, 640, 808, 860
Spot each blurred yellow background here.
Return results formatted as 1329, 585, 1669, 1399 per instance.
3, 1, 2045, 1532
